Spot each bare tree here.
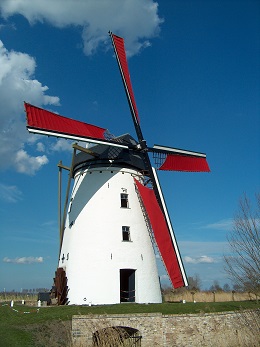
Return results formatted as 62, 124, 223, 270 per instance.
223, 283, 231, 292
187, 274, 202, 291
224, 193, 260, 295
209, 280, 222, 292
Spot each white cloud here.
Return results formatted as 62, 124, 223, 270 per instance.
51, 138, 73, 152
3, 256, 44, 264
0, 0, 163, 56
203, 219, 233, 231
0, 40, 59, 174
40, 220, 57, 227
0, 183, 22, 203
0, 1, 163, 174
179, 240, 229, 256
14, 149, 49, 175
184, 255, 216, 264
36, 142, 45, 152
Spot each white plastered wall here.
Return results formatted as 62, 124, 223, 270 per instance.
59, 166, 162, 305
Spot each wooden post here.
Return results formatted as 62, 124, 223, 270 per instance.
58, 161, 62, 249
60, 146, 77, 254
212, 291, 216, 302
232, 290, 235, 301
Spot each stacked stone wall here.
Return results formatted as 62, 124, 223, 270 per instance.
72, 310, 259, 346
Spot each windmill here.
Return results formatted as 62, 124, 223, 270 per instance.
25, 33, 210, 305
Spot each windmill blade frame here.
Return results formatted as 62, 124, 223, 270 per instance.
134, 168, 188, 288
109, 32, 146, 147
151, 167, 188, 286
25, 102, 130, 150
110, 31, 209, 288
152, 144, 207, 157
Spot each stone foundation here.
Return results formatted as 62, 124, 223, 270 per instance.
72, 310, 259, 346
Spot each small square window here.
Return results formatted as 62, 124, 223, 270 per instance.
122, 226, 130, 241
121, 193, 129, 208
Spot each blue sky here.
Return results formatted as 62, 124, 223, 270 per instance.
0, 0, 259, 292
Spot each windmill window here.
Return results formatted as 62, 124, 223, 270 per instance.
121, 193, 129, 208
122, 226, 131, 241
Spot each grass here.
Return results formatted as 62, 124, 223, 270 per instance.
1, 300, 259, 346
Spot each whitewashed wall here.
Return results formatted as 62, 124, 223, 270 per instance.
59, 166, 162, 305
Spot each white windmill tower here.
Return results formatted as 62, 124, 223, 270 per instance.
25, 33, 210, 305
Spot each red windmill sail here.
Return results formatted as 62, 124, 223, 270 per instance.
25, 102, 106, 140
159, 154, 210, 172
135, 178, 186, 288
110, 33, 139, 124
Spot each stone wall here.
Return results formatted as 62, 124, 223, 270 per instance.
72, 310, 259, 346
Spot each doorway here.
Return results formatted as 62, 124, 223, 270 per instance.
120, 269, 135, 302
93, 326, 141, 346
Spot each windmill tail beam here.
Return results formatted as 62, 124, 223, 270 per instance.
72, 143, 99, 157
60, 147, 76, 254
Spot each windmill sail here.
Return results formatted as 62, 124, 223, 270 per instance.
135, 175, 187, 288
151, 144, 210, 172
109, 32, 209, 289
110, 33, 139, 124
109, 32, 146, 145
25, 102, 128, 149
158, 154, 210, 172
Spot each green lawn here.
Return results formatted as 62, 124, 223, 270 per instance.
0, 301, 259, 347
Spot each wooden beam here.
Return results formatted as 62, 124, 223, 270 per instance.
60, 148, 76, 255
57, 163, 70, 171
58, 161, 62, 251
72, 143, 99, 157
